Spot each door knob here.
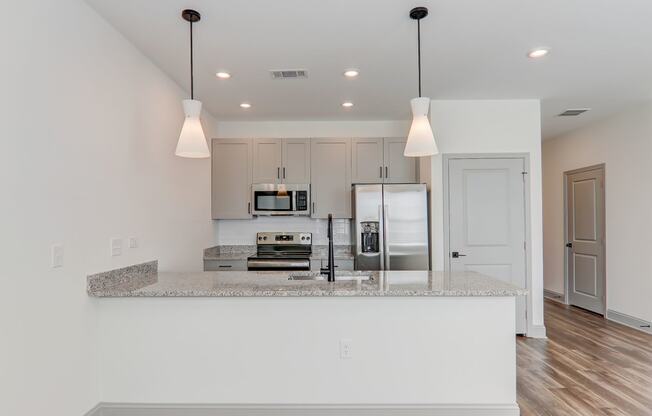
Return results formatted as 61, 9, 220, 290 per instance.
565, 243, 573, 248
451, 251, 466, 258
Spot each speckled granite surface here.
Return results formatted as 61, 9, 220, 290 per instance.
87, 260, 157, 294
203, 245, 354, 260
203, 245, 256, 260
88, 268, 527, 298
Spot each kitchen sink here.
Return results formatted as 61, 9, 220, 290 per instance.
288, 271, 374, 281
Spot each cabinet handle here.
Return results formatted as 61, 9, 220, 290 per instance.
312, 202, 315, 214
283, 167, 286, 179
218, 265, 233, 268
385, 166, 388, 178
380, 166, 383, 178
248, 202, 251, 214
277, 167, 280, 179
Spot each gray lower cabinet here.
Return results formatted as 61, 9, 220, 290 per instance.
310, 138, 352, 218
204, 259, 247, 271
351, 137, 417, 184
211, 139, 253, 219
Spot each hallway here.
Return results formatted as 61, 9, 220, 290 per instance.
518, 300, 652, 415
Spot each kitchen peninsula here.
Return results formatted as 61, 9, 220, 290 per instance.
88, 262, 525, 415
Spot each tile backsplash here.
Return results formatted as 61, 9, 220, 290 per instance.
215, 217, 351, 245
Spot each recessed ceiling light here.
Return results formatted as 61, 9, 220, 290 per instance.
240, 103, 251, 109
216, 71, 231, 79
343, 69, 359, 78
342, 102, 354, 108
527, 48, 550, 59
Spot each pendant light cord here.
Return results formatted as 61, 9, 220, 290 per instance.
190, 20, 194, 100
417, 18, 422, 98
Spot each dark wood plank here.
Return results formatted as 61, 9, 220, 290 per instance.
517, 300, 652, 416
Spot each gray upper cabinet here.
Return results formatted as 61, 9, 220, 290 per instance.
351, 138, 384, 184
253, 138, 283, 184
310, 138, 352, 219
351, 137, 417, 184
282, 138, 310, 183
211, 139, 253, 219
253, 138, 310, 184
383, 137, 417, 183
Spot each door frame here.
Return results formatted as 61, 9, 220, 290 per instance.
563, 164, 606, 312
442, 153, 532, 328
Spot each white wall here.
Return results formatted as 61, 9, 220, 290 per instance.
212, 120, 411, 245
428, 100, 545, 336
0, 1, 215, 415
542, 104, 652, 322
98, 297, 517, 407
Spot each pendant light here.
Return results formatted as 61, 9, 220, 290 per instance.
404, 7, 439, 157
176, 9, 210, 158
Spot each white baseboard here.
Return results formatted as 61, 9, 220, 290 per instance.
543, 289, 564, 303
526, 324, 547, 339
606, 309, 652, 335
87, 402, 520, 416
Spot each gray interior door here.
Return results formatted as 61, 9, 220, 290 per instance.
566, 167, 605, 315
448, 158, 528, 334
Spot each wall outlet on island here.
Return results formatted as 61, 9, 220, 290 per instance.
340, 338, 353, 359
110, 238, 122, 256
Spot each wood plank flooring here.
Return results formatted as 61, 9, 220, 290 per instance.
517, 300, 652, 416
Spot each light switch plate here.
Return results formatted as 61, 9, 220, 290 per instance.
128, 237, 138, 249
340, 338, 353, 359
110, 238, 122, 256
51, 244, 64, 268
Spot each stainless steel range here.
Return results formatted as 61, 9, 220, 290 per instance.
247, 232, 312, 271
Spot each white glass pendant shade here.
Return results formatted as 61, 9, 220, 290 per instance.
404, 97, 438, 157
176, 99, 210, 158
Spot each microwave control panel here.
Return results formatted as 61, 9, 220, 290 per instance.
296, 191, 308, 211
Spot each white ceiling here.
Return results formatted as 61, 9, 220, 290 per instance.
87, 0, 652, 139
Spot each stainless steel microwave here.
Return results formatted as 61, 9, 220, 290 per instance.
251, 184, 310, 216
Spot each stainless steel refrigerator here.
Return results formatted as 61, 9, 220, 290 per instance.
352, 184, 430, 271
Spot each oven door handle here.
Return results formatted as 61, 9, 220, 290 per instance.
247, 259, 311, 269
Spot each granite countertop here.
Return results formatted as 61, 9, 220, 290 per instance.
203, 245, 354, 261
88, 261, 527, 298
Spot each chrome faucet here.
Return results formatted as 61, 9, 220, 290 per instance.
320, 213, 336, 282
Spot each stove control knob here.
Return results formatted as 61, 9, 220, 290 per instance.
263, 236, 267, 240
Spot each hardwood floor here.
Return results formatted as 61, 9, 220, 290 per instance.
517, 299, 652, 416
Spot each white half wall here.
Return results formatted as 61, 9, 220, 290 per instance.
542, 104, 652, 323
98, 297, 517, 407
428, 100, 544, 336
0, 1, 215, 415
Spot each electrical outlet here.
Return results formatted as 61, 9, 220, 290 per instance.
128, 237, 138, 249
51, 244, 64, 268
110, 238, 122, 256
340, 339, 353, 359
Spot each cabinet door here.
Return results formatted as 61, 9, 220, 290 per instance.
383, 137, 417, 183
252, 138, 282, 183
351, 138, 384, 184
282, 138, 310, 183
211, 139, 253, 219
310, 138, 352, 219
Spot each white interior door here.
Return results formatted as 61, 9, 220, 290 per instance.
566, 167, 605, 315
448, 158, 527, 334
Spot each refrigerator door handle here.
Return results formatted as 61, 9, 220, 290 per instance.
378, 204, 385, 270
383, 204, 390, 270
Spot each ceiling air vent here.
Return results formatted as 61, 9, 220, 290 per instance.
559, 108, 590, 117
270, 69, 308, 79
